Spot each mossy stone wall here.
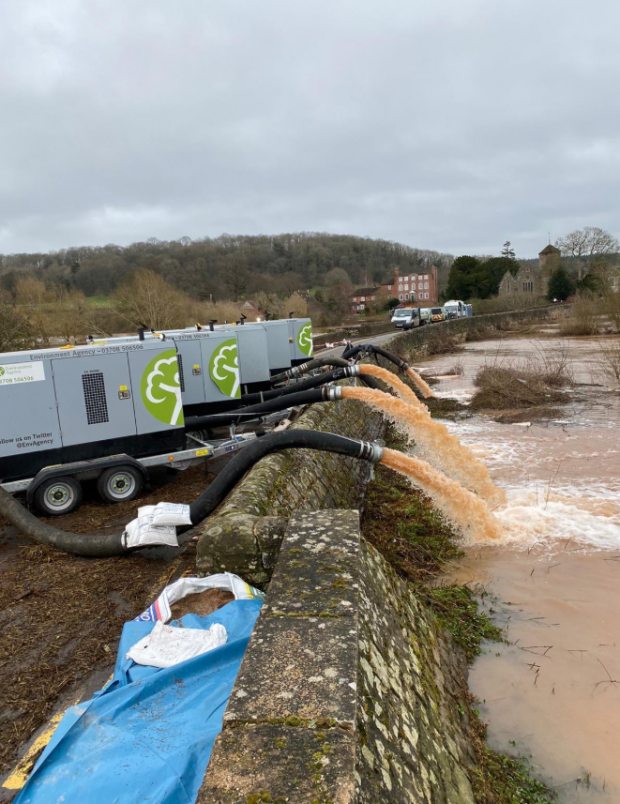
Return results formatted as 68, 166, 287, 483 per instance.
198, 511, 477, 803
196, 398, 384, 586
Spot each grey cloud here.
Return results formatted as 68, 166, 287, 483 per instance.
1, 0, 620, 257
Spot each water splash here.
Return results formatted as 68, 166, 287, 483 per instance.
380, 448, 502, 541
496, 490, 620, 549
341, 386, 505, 506
405, 367, 434, 398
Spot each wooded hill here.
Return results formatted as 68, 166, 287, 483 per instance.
0, 233, 454, 301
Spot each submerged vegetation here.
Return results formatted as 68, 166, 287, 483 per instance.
471, 720, 555, 804
470, 347, 573, 411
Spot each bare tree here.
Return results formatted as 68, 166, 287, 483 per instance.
14, 275, 53, 345
0, 292, 35, 352
52, 288, 88, 344
221, 254, 250, 301
556, 227, 619, 279
324, 267, 351, 286
114, 269, 190, 330
254, 291, 285, 319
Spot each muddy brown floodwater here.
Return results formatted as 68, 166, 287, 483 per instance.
421, 333, 620, 803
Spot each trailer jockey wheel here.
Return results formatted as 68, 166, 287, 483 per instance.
34, 476, 83, 516
97, 466, 143, 504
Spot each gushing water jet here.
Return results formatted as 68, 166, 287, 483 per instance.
358, 365, 430, 411
341, 342, 435, 399
380, 448, 502, 541
340, 386, 506, 506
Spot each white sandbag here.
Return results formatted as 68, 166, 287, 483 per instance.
149, 502, 192, 527
123, 511, 178, 549
135, 573, 264, 623
126, 621, 227, 668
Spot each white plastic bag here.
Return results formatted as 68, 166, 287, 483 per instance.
126, 620, 227, 668
135, 573, 264, 623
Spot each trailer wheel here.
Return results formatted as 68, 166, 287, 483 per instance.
97, 466, 143, 504
34, 477, 83, 516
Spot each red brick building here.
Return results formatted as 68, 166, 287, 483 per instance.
350, 286, 380, 312
381, 267, 438, 304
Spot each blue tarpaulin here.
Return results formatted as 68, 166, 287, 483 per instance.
15, 599, 262, 804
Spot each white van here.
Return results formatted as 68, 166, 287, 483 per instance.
391, 307, 421, 330
443, 300, 467, 320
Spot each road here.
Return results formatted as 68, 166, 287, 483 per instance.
317, 328, 398, 359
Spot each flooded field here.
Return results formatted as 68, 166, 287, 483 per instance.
423, 334, 620, 802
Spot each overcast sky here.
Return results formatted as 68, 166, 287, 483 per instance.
1, 0, 618, 258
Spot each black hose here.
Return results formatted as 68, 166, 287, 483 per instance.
342, 343, 410, 372
237, 366, 356, 406
0, 485, 125, 558
271, 357, 352, 383
270, 356, 382, 390
185, 386, 341, 431
186, 430, 382, 529
0, 431, 383, 558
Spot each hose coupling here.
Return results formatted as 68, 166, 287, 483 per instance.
358, 440, 384, 462
326, 387, 343, 401
288, 363, 308, 379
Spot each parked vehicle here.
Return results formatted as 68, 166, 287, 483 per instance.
419, 308, 432, 325
391, 307, 421, 329
443, 300, 469, 319
430, 307, 444, 322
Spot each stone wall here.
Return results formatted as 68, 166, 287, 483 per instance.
196, 399, 384, 586
385, 305, 550, 358
198, 511, 477, 804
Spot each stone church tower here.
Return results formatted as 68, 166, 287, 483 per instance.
538, 244, 561, 297
498, 242, 562, 298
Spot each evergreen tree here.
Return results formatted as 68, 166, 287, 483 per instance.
576, 272, 604, 294
501, 241, 516, 259
444, 256, 481, 299
444, 255, 516, 300
547, 267, 575, 301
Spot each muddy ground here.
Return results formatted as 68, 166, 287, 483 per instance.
0, 462, 217, 784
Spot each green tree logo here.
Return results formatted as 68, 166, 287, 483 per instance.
297, 324, 313, 357
141, 349, 184, 426
209, 339, 241, 398
0, 367, 5, 377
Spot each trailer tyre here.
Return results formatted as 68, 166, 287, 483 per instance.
97, 466, 143, 504
35, 477, 83, 516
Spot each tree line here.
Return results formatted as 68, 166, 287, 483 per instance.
0, 232, 454, 301
444, 229, 620, 302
